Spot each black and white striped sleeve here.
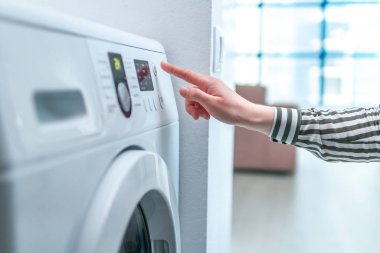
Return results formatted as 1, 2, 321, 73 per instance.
269, 106, 380, 162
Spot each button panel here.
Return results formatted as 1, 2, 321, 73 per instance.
153, 65, 165, 109
94, 56, 166, 119
87, 38, 178, 139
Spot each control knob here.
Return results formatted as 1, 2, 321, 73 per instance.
116, 82, 132, 117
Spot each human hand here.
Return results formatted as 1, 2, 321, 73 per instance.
161, 61, 252, 124
160, 62, 275, 134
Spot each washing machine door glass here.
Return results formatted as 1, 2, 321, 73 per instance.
119, 205, 151, 253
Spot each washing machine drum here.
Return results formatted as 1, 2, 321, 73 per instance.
119, 205, 150, 253
75, 150, 180, 253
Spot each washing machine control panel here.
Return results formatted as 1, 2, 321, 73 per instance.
87, 38, 177, 138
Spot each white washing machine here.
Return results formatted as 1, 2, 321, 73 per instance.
0, 4, 180, 253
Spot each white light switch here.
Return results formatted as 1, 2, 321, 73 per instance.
213, 26, 224, 73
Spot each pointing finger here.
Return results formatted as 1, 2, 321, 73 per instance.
161, 61, 210, 91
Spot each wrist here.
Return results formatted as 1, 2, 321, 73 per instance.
236, 101, 275, 135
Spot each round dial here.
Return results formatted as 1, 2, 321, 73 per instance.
116, 82, 132, 117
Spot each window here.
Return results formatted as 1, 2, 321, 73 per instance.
223, 0, 380, 107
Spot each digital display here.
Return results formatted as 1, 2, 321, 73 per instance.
108, 53, 126, 84
134, 59, 154, 91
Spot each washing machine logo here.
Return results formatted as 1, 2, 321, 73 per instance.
113, 57, 122, 71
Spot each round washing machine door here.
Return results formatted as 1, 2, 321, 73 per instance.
74, 150, 181, 253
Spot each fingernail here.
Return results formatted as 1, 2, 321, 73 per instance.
179, 87, 189, 97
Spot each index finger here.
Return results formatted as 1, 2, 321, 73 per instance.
160, 61, 210, 90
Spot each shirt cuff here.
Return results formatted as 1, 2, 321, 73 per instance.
269, 107, 301, 145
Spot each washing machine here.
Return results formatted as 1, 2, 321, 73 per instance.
0, 3, 180, 253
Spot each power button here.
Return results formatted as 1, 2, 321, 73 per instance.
108, 52, 132, 118
117, 82, 132, 114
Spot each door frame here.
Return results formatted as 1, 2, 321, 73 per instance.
73, 150, 180, 253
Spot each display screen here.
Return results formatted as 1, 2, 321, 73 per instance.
134, 59, 154, 91
108, 53, 126, 84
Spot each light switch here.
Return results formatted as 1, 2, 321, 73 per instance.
213, 26, 224, 73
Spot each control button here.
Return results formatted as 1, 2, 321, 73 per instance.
158, 95, 164, 109
142, 99, 148, 112
117, 82, 132, 117
147, 98, 153, 111
152, 97, 157, 111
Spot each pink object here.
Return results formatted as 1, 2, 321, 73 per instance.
234, 85, 297, 172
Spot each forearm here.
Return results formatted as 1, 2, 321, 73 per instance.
270, 106, 380, 162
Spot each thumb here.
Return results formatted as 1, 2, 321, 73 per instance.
180, 87, 214, 104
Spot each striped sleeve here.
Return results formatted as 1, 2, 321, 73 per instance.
269, 106, 380, 162
269, 107, 301, 145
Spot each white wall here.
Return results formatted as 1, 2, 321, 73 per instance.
207, 1, 234, 253
5, 0, 233, 252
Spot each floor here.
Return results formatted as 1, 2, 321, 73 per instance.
231, 149, 380, 253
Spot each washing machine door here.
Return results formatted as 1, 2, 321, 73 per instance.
74, 150, 180, 253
